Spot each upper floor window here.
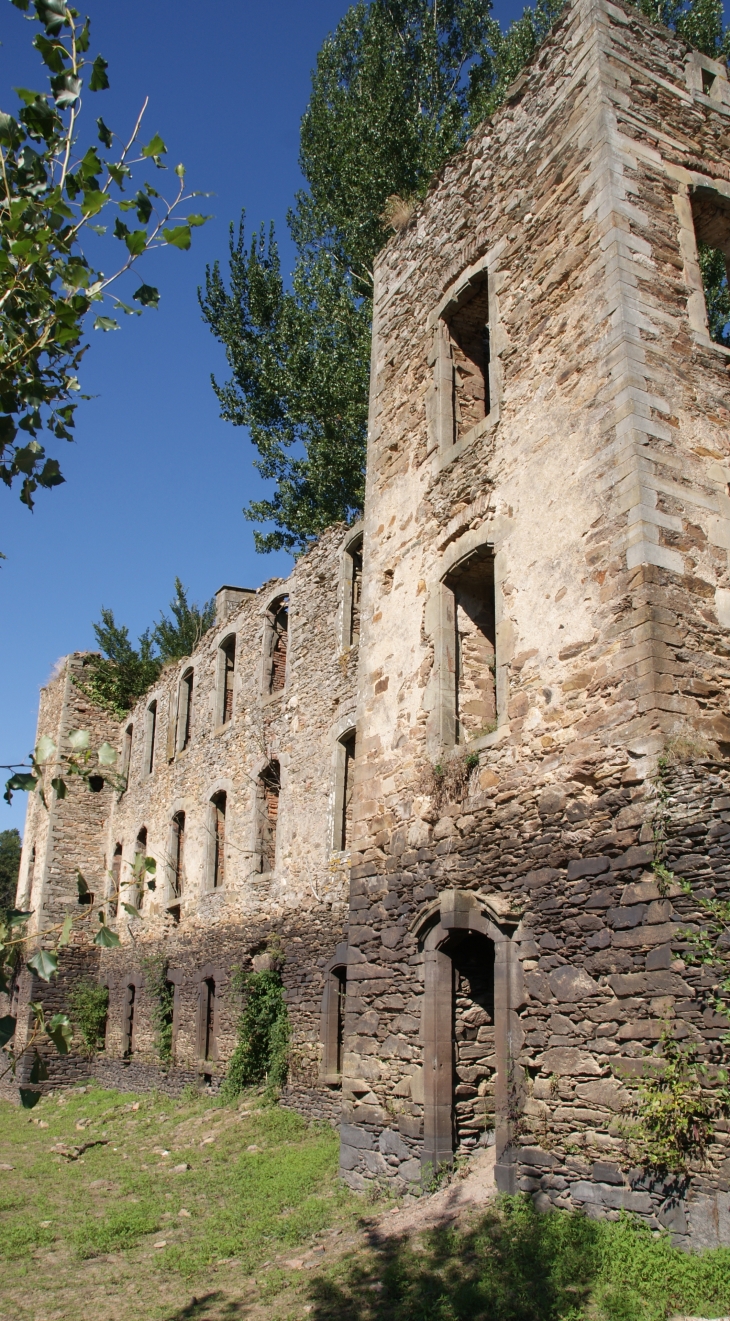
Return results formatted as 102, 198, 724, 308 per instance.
218, 636, 236, 725
210, 791, 226, 889
334, 730, 356, 851
266, 597, 288, 694
444, 547, 496, 745
122, 723, 133, 787
258, 760, 280, 873
109, 842, 122, 918
145, 702, 157, 775
431, 263, 501, 462
691, 186, 730, 347
170, 811, 185, 900
343, 534, 363, 647
133, 826, 147, 909
177, 669, 194, 751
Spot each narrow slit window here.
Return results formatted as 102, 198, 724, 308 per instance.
123, 983, 136, 1056
171, 812, 185, 899
259, 761, 280, 873
320, 961, 347, 1086
268, 598, 288, 693
146, 702, 157, 775
202, 978, 217, 1061
179, 669, 194, 750
348, 538, 363, 645
336, 731, 356, 851
133, 826, 147, 909
211, 791, 226, 888
691, 187, 730, 347
220, 637, 235, 724
447, 276, 491, 443
109, 842, 122, 918
122, 724, 133, 787
444, 548, 496, 744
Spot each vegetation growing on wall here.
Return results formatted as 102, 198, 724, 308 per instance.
222, 966, 290, 1100
141, 952, 174, 1067
0, 829, 22, 909
66, 979, 108, 1055
203, 0, 729, 554
77, 578, 215, 719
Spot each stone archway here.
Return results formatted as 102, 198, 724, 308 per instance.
418, 889, 521, 1184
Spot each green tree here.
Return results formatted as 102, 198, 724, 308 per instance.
0, 0, 208, 517
152, 577, 215, 662
0, 829, 22, 909
78, 608, 162, 720
203, 0, 727, 555
698, 242, 730, 347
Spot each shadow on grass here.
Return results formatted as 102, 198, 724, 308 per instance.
165, 1292, 244, 1319
306, 1196, 730, 1321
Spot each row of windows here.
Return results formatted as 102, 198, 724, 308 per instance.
109, 731, 356, 919
121, 535, 363, 787
101, 970, 221, 1067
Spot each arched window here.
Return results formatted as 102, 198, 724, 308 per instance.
266, 596, 288, 694
210, 791, 226, 888
145, 702, 157, 775
218, 636, 236, 725
170, 812, 185, 899
334, 730, 356, 851
108, 843, 122, 918
122, 723, 133, 787
319, 945, 348, 1087
258, 761, 280, 873
177, 669, 194, 751
133, 826, 147, 909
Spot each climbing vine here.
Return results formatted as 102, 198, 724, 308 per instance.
629, 1034, 729, 1174
66, 980, 108, 1056
221, 966, 290, 1100
140, 952, 174, 1067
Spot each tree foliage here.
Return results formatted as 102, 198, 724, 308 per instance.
222, 967, 290, 1098
203, 0, 726, 554
0, 829, 22, 910
0, 0, 208, 517
77, 578, 215, 719
66, 978, 108, 1055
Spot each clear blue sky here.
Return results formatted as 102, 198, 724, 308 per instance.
0, 0, 561, 835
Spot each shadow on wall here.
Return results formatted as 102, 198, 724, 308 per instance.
300, 1199, 730, 1321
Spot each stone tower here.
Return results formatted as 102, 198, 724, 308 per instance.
340, 0, 730, 1241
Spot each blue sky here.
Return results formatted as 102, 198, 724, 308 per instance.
0, 0, 559, 834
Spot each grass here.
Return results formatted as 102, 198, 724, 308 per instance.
0, 1084, 730, 1321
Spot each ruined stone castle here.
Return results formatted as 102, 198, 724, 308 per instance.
10, 0, 730, 1247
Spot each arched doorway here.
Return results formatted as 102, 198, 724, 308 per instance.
419, 889, 520, 1183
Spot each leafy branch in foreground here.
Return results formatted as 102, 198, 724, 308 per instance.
1, 0, 210, 514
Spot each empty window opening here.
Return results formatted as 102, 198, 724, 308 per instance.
703, 67, 717, 94
20, 844, 35, 909
319, 957, 347, 1087
449, 932, 495, 1155
335, 731, 356, 851
109, 843, 122, 918
259, 761, 280, 873
178, 669, 194, 751
220, 637, 235, 724
122, 723, 133, 786
146, 702, 157, 775
334, 970, 346, 1076
444, 549, 496, 743
170, 811, 185, 899
447, 277, 491, 443
133, 826, 147, 909
211, 791, 226, 888
691, 187, 730, 347
123, 983, 136, 1057
201, 978, 217, 1061
348, 538, 363, 644
268, 597, 289, 693
163, 980, 175, 1057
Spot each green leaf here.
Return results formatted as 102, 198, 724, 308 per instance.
96, 116, 113, 147
76, 872, 91, 903
97, 742, 117, 766
133, 191, 153, 224
175, 162, 186, 178
144, 857, 156, 874
124, 229, 147, 257
81, 190, 108, 218
141, 132, 167, 160
58, 913, 73, 947
121, 902, 139, 917
19, 1089, 42, 1110
133, 283, 159, 308
26, 949, 59, 981
94, 925, 120, 948
93, 316, 119, 332
89, 55, 110, 92
67, 729, 90, 751
51, 72, 81, 108
186, 214, 211, 227
46, 1013, 72, 1054
0, 1015, 16, 1049
35, 735, 56, 765
163, 225, 191, 250
51, 777, 67, 799
29, 1050, 49, 1083
4, 773, 38, 805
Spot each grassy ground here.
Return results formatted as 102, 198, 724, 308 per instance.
1, 1084, 730, 1321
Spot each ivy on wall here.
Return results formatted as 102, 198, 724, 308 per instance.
140, 953, 174, 1068
66, 981, 109, 1057
222, 967, 290, 1101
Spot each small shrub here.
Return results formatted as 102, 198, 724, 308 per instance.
627, 1033, 729, 1173
418, 749, 480, 812
141, 952, 174, 1067
66, 980, 109, 1056
221, 967, 290, 1101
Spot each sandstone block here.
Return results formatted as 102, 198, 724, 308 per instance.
567, 857, 610, 880
549, 966, 600, 1001
340, 1124, 373, 1150
538, 1048, 602, 1076
379, 1128, 410, 1159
